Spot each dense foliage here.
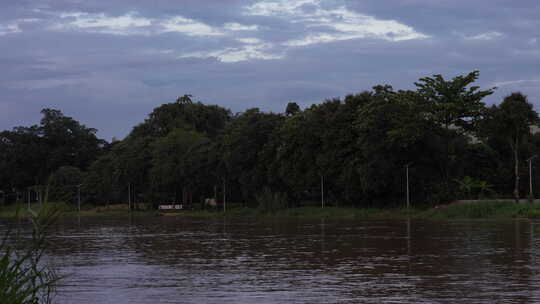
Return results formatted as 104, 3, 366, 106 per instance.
1, 71, 539, 208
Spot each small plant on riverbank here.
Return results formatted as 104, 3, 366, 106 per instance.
0, 206, 61, 303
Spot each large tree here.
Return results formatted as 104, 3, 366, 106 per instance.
222, 108, 284, 204
414, 71, 495, 132
414, 71, 495, 181
0, 109, 105, 200
354, 86, 448, 204
150, 129, 209, 203
40, 108, 105, 173
480, 92, 539, 202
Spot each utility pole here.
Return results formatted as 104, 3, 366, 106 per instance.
133, 184, 136, 211
77, 184, 83, 213
39, 185, 43, 208
321, 175, 325, 208
527, 155, 538, 201
405, 162, 413, 209
223, 179, 226, 212
128, 182, 131, 212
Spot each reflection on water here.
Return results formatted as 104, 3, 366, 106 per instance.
21, 216, 540, 303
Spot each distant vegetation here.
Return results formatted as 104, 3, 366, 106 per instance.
1, 71, 540, 210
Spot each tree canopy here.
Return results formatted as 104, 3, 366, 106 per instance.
2, 71, 539, 207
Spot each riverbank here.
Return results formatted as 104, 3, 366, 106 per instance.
2, 201, 540, 220
217, 201, 540, 220
0, 203, 157, 218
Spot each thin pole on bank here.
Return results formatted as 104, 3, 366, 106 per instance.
527, 155, 538, 200
321, 175, 325, 208
405, 162, 413, 209
77, 184, 83, 213
128, 182, 131, 212
223, 179, 226, 213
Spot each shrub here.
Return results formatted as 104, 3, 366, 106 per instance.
0, 206, 61, 303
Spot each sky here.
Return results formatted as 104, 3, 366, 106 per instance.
1, 0, 539, 141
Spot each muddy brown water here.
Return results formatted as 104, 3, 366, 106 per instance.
22, 216, 540, 303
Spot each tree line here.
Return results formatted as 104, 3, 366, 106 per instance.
1, 71, 539, 209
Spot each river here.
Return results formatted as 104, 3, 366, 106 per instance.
39, 216, 540, 303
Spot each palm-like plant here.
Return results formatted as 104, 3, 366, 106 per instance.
476, 180, 494, 198
454, 176, 494, 199
454, 176, 477, 199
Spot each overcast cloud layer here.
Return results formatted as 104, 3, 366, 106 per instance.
1, 0, 539, 140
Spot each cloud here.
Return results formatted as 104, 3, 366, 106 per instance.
5, 78, 84, 90
0, 18, 39, 36
224, 22, 258, 31
161, 16, 224, 36
492, 79, 540, 87
245, 0, 319, 17
55, 11, 152, 35
31, 1, 427, 63
245, 0, 428, 46
465, 31, 503, 41
53, 11, 224, 37
179, 41, 283, 63
1, 0, 540, 141
47, 10, 273, 62
0, 22, 21, 36
237, 38, 263, 44
168, 0, 429, 62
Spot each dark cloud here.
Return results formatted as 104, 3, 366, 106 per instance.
1, 0, 539, 140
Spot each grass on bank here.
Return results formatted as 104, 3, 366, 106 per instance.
3, 200, 540, 220
420, 201, 540, 219
222, 202, 540, 219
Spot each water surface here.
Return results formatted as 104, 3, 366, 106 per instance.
40, 216, 540, 303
